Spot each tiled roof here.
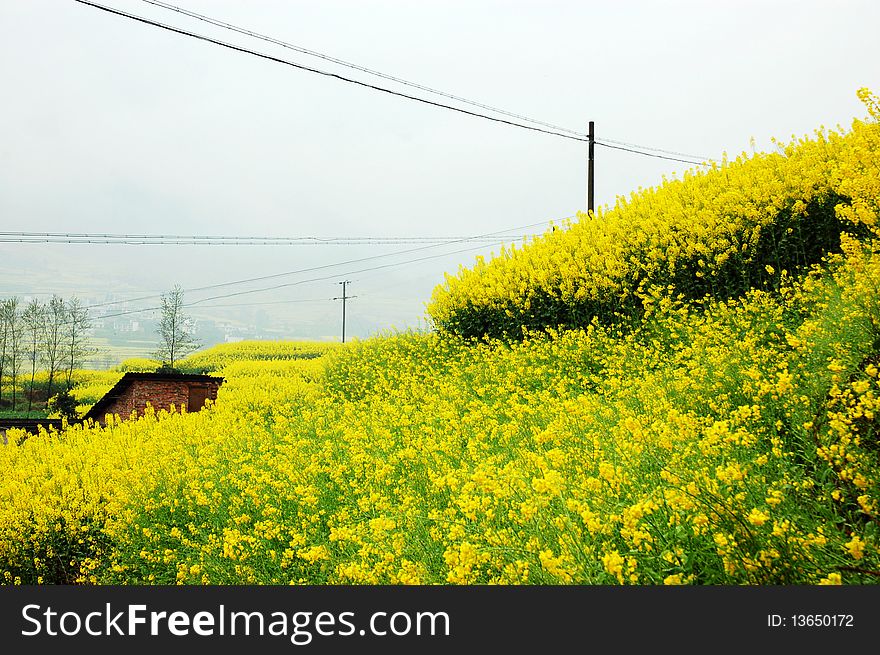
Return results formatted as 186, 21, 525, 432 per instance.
82, 372, 223, 421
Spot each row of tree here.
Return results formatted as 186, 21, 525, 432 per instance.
0, 295, 92, 414
0, 286, 203, 416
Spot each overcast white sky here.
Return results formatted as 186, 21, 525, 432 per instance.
1, 0, 878, 342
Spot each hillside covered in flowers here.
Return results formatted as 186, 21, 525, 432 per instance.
429, 88, 880, 340
1, 90, 878, 585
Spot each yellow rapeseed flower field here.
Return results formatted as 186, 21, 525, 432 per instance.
429, 89, 880, 339
1, 92, 878, 586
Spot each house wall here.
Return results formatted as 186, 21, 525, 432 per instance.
97, 380, 220, 424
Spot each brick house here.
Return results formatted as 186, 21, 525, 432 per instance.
83, 372, 223, 425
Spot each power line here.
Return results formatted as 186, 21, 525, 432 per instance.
137, 1, 716, 165
93, 296, 339, 320
595, 140, 710, 166
0, 231, 530, 245
139, 0, 588, 139
189, 297, 332, 309
596, 136, 710, 162
184, 241, 523, 306
73, 0, 589, 143
0, 230, 528, 241
82, 218, 558, 310
90, 238, 516, 322
91, 305, 163, 321
73, 3, 722, 172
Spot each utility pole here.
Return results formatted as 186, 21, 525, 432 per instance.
333, 280, 356, 343
587, 120, 595, 216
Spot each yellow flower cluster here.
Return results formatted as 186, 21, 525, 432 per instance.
55, 341, 337, 416
176, 340, 338, 373
2, 97, 878, 585
428, 89, 880, 338
2, 242, 879, 585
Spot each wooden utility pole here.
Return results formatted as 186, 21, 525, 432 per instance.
333, 280, 356, 343
587, 120, 595, 216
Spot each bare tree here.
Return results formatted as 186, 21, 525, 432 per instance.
1, 298, 23, 411
0, 299, 8, 407
42, 294, 66, 401
64, 297, 92, 391
22, 298, 45, 415
155, 285, 199, 369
